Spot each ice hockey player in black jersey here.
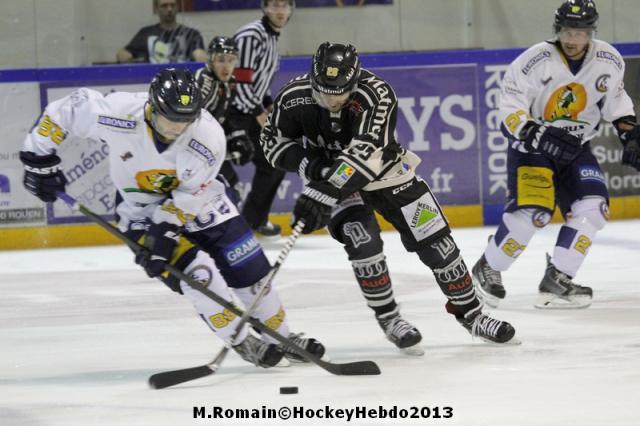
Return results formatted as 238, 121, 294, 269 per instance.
260, 42, 519, 350
195, 36, 254, 204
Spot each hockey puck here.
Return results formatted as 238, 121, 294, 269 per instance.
279, 386, 298, 394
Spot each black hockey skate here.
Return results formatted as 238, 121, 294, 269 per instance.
472, 253, 506, 308
279, 333, 327, 363
377, 311, 424, 356
534, 254, 593, 309
457, 311, 516, 344
233, 334, 284, 368
253, 221, 282, 238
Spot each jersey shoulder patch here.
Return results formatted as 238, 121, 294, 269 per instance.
593, 41, 624, 71
519, 43, 553, 76
187, 138, 217, 166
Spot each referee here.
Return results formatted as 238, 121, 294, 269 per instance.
228, 0, 294, 237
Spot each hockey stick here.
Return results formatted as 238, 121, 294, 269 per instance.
148, 220, 304, 389
56, 193, 381, 380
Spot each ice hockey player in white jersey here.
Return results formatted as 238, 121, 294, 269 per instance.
20, 68, 325, 367
472, 0, 640, 309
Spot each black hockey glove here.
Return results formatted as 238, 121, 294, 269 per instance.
618, 125, 640, 171
19, 151, 68, 202
227, 130, 254, 166
298, 156, 333, 182
520, 122, 582, 165
135, 222, 180, 278
292, 183, 339, 234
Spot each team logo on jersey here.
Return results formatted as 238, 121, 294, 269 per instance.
543, 83, 588, 123
98, 115, 137, 130
328, 162, 355, 188
126, 169, 178, 194
188, 139, 216, 166
595, 74, 611, 93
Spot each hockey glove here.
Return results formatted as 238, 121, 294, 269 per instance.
292, 183, 338, 234
298, 156, 333, 182
227, 130, 254, 165
19, 151, 68, 202
135, 222, 180, 278
618, 125, 640, 171
520, 122, 582, 165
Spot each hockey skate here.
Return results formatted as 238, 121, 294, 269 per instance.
534, 254, 593, 309
377, 311, 424, 356
457, 311, 516, 344
233, 334, 284, 368
253, 221, 282, 239
472, 253, 506, 308
279, 332, 327, 363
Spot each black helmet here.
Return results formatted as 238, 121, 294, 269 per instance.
207, 36, 238, 57
310, 42, 361, 96
149, 68, 202, 123
554, 0, 598, 32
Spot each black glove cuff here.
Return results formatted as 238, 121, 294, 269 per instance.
20, 151, 62, 173
302, 185, 338, 207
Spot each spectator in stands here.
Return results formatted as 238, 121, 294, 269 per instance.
117, 0, 207, 64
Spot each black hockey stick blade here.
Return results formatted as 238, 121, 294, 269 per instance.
149, 365, 214, 389
56, 193, 382, 378
317, 359, 381, 376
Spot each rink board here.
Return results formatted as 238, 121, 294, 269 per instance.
1, 44, 640, 249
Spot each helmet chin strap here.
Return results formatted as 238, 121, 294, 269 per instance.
144, 103, 174, 144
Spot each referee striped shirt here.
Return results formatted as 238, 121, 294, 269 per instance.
232, 16, 280, 116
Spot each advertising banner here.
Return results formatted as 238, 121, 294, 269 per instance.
185, 0, 392, 11
3, 44, 639, 233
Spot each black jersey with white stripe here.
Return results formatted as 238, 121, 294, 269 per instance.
194, 66, 235, 126
232, 16, 280, 116
260, 69, 402, 183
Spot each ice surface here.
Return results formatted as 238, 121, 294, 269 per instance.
1, 221, 639, 425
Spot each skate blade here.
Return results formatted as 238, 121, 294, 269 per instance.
275, 358, 292, 367
400, 343, 425, 356
534, 293, 592, 310
473, 280, 503, 309
475, 336, 522, 346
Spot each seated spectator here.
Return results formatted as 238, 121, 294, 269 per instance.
117, 0, 207, 63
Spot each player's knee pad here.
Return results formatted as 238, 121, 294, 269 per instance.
490, 208, 543, 259
416, 234, 460, 269
417, 235, 473, 297
568, 197, 608, 231
329, 204, 383, 261
177, 250, 247, 341
232, 284, 289, 342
